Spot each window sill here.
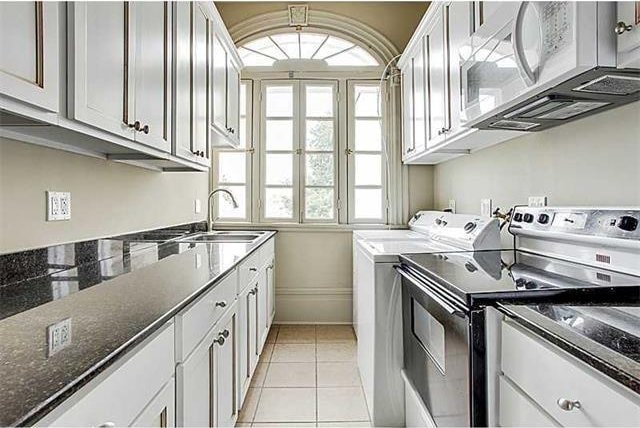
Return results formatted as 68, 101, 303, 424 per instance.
212, 222, 407, 232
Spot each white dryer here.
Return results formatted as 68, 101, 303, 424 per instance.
352, 211, 501, 427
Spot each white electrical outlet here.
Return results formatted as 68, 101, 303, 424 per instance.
448, 199, 456, 213
195, 253, 202, 269
481, 198, 493, 217
194, 199, 202, 214
528, 196, 548, 207
47, 318, 72, 356
47, 191, 71, 221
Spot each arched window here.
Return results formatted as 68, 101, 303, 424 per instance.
238, 32, 380, 67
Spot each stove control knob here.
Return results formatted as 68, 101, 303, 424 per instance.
513, 213, 523, 222
525, 281, 537, 289
435, 218, 442, 225
618, 216, 638, 232
538, 213, 550, 224
464, 222, 477, 233
523, 213, 534, 223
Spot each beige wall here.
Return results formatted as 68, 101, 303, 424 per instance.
433, 102, 640, 216
216, 1, 430, 51
0, 137, 209, 253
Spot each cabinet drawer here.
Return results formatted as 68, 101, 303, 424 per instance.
238, 250, 261, 292
177, 269, 237, 361
45, 323, 175, 427
499, 375, 558, 427
501, 321, 640, 427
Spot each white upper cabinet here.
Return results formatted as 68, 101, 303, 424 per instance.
616, 1, 640, 68
173, 2, 210, 165
129, 2, 172, 152
212, 32, 228, 133
68, 2, 133, 139
0, 1, 59, 112
399, 1, 522, 164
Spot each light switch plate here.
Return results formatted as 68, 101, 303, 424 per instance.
47, 318, 72, 356
448, 199, 456, 214
528, 196, 548, 207
481, 199, 493, 217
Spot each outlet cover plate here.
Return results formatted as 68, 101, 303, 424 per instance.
481, 199, 493, 217
194, 199, 202, 214
47, 318, 72, 356
528, 196, 548, 207
47, 191, 71, 221
448, 199, 456, 214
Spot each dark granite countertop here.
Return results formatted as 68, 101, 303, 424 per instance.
499, 303, 640, 394
0, 224, 276, 426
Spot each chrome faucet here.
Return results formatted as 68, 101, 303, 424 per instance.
207, 188, 239, 231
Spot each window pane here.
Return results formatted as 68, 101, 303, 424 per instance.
306, 86, 333, 117
240, 83, 247, 114
245, 37, 286, 60
355, 154, 382, 186
239, 117, 247, 148
218, 152, 246, 183
266, 154, 293, 185
314, 36, 354, 59
266, 120, 293, 150
305, 188, 334, 220
300, 33, 326, 58
271, 33, 299, 59
306, 154, 334, 185
239, 47, 274, 66
265, 187, 293, 218
354, 85, 381, 117
266, 86, 293, 117
305, 120, 333, 150
355, 119, 382, 151
326, 46, 379, 66
217, 186, 246, 219
355, 188, 382, 219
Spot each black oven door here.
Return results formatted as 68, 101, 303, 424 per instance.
398, 266, 472, 427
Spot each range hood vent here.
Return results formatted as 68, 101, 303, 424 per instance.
573, 75, 640, 96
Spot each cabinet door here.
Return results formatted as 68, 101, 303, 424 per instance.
248, 282, 259, 373
179, 334, 214, 427
401, 65, 415, 158
473, 1, 502, 33
68, 2, 132, 138
211, 31, 227, 132
226, 57, 240, 139
257, 267, 269, 351
267, 258, 276, 323
130, 1, 171, 152
0, 1, 59, 112
192, 2, 210, 162
213, 310, 238, 428
445, 1, 473, 135
617, 1, 640, 68
426, 9, 447, 147
172, 1, 193, 160
413, 37, 427, 154
132, 377, 176, 427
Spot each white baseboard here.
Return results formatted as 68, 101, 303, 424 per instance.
275, 287, 352, 324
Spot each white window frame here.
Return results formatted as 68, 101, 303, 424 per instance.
212, 79, 253, 222
347, 80, 388, 224
258, 79, 339, 223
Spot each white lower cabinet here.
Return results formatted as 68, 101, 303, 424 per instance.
40, 322, 175, 427
132, 377, 176, 427
237, 279, 259, 404
214, 309, 238, 427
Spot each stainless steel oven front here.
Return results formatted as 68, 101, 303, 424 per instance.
397, 266, 486, 427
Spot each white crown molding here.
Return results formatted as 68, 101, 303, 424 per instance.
227, 10, 400, 65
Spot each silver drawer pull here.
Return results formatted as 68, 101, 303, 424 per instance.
249, 267, 258, 272
557, 398, 581, 411
249, 288, 257, 295
213, 336, 225, 346
220, 329, 230, 338
215, 301, 227, 308
98, 423, 116, 428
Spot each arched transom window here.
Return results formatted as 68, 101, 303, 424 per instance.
239, 32, 380, 67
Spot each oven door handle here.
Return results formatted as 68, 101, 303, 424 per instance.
395, 266, 466, 318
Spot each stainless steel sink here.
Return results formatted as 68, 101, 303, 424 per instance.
176, 231, 264, 243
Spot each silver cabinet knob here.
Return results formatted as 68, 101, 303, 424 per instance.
249, 267, 258, 272
220, 329, 230, 338
98, 423, 116, 428
215, 301, 226, 308
615, 21, 633, 35
213, 336, 225, 346
249, 288, 257, 295
557, 398, 581, 411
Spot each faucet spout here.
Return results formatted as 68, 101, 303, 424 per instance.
207, 188, 239, 231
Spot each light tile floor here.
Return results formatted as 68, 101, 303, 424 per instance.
237, 324, 371, 428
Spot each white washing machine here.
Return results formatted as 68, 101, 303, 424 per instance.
352, 211, 502, 427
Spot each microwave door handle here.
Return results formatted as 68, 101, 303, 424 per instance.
512, 1, 536, 87
396, 267, 465, 317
